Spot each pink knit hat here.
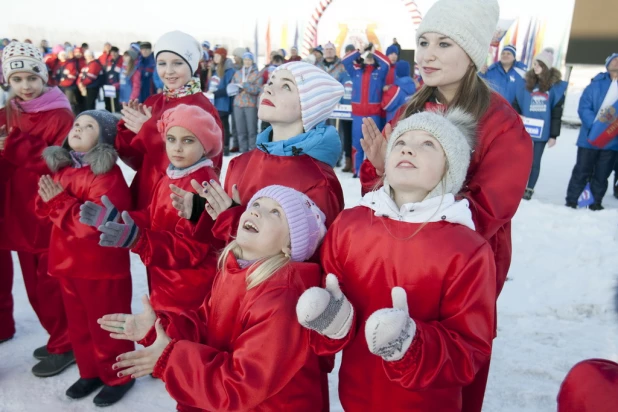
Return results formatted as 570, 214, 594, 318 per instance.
247, 185, 327, 262
157, 104, 222, 158
534, 47, 555, 70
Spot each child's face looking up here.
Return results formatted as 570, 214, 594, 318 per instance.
165, 126, 205, 169
258, 70, 302, 128
156, 52, 192, 90
236, 197, 291, 261
68, 115, 100, 152
385, 129, 446, 199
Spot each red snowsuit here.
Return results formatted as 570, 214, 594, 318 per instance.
130, 161, 222, 313
142, 252, 324, 412
557, 359, 618, 412
35, 162, 134, 386
115, 92, 223, 210
358, 92, 533, 411
313, 206, 496, 411
0, 103, 73, 353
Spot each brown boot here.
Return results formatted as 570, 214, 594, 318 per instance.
342, 157, 353, 173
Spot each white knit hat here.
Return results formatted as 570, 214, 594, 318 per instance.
273, 62, 344, 131
155, 31, 201, 75
2, 41, 48, 83
534, 47, 555, 70
385, 109, 476, 199
416, 0, 500, 70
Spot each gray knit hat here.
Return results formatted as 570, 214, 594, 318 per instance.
416, 0, 500, 70
534, 47, 555, 70
76, 110, 119, 146
385, 109, 476, 199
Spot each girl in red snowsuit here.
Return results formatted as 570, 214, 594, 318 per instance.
92, 104, 224, 314
37, 110, 134, 406
100, 186, 328, 412
0, 41, 73, 377
297, 109, 497, 411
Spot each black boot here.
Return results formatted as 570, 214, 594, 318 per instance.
66, 377, 104, 399
589, 203, 604, 211
31, 351, 75, 377
522, 188, 534, 200
565, 202, 577, 209
33, 345, 50, 360
93, 379, 135, 407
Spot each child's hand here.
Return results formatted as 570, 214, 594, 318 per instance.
365, 287, 415, 362
169, 184, 194, 220
192, 179, 241, 221
98, 295, 156, 342
98, 211, 140, 248
112, 319, 171, 379
38, 175, 64, 202
79, 195, 120, 227
360, 118, 392, 176
121, 101, 152, 134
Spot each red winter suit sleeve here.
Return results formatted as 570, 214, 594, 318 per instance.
35, 165, 132, 279
154, 263, 322, 411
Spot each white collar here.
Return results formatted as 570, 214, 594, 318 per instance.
359, 188, 475, 231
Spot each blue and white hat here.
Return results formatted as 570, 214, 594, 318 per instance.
606, 53, 618, 70
273, 62, 344, 132
502, 45, 517, 59
242, 52, 255, 62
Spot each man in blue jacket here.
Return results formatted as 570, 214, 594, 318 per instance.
138, 42, 156, 102
480, 45, 526, 105
565, 53, 618, 210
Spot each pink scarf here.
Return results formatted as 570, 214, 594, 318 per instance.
11, 87, 73, 114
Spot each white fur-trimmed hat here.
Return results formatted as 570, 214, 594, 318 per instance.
416, 0, 500, 70
386, 109, 477, 199
2, 41, 48, 83
155, 31, 201, 75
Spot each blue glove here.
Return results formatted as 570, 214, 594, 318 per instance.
98, 211, 140, 248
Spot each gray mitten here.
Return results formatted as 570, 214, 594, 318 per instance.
296, 274, 354, 339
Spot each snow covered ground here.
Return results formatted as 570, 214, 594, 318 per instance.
1, 124, 618, 411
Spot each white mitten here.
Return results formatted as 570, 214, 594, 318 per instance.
296, 274, 354, 339
365, 287, 416, 362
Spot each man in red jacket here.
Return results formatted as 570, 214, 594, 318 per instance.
78, 50, 104, 111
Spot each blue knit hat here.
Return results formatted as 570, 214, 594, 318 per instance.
502, 45, 517, 59
386, 45, 399, 56
202, 40, 210, 49
395, 61, 410, 78
242, 52, 255, 62
606, 53, 618, 70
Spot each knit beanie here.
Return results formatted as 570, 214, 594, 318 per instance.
157, 104, 222, 159
534, 47, 555, 70
273, 62, 344, 131
2, 42, 48, 83
233, 47, 246, 60
385, 108, 476, 199
324, 42, 336, 51
154, 31, 201, 75
313, 46, 324, 55
395, 61, 411, 78
416, 0, 499, 70
386, 45, 399, 56
345, 44, 355, 54
77, 110, 119, 146
247, 185, 327, 262
202, 41, 210, 49
502, 45, 517, 59
52, 44, 64, 55
214, 47, 228, 60
606, 53, 618, 70
242, 52, 255, 62
125, 49, 139, 61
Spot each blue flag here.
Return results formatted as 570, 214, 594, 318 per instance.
578, 183, 595, 208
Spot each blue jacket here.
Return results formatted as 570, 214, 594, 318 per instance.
577, 72, 618, 151
382, 76, 416, 122
342, 50, 390, 116
481, 61, 527, 105
119, 68, 138, 104
153, 70, 164, 91
255, 124, 342, 168
211, 60, 236, 113
514, 80, 568, 142
138, 54, 155, 103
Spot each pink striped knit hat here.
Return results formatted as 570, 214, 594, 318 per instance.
273, 62, 344, 132
248, 185, 327, 262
